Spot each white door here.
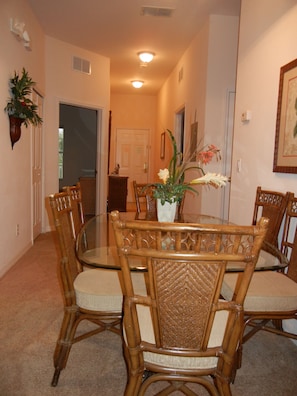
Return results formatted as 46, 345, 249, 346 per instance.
116, 129, 150, 202
32, 90, 43, 239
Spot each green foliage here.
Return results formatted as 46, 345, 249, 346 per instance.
4, 68, 42, 127
150, 129, 204, 204
147, 129, 227, 205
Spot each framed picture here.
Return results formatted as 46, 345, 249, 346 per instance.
273, 58, 297, 173
190, 121, 198, 161
160, 132, 165, 159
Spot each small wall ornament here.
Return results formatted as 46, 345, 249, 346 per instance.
4, 68, 42, 149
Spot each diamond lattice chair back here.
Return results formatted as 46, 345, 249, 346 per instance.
133, 180, 156, 215
222, 192, 297, 370
111, 210, 268, 396
63, 182, 85, 236
48, 192, 123, 386
133, 180, 184, 220
252, 186, 290, 247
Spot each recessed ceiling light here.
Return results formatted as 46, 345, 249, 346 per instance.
138, 52, 155, 63
131, 80, 144, 88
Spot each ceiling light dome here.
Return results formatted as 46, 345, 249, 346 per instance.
131, 80, 144, 88
138, 52, 155, 63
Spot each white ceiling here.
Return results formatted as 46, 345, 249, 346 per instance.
28, 0, 241, 95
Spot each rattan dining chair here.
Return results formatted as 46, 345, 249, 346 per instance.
111, 210, 268, 396
63, 182, 85, 236
48, 192, 123, 386
133, 180, 184, 219
252, 186, 290, 247
133, 180, 156, 215
222, 192, 297, 368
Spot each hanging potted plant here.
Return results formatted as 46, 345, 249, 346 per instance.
4, 68, 42, 149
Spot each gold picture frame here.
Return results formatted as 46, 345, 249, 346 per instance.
273, 58, 297, 173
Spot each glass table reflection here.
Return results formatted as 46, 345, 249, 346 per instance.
76, 212, 288, 273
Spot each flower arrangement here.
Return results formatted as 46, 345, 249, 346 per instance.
4, 68, 42, 127
150, 129, 228, 205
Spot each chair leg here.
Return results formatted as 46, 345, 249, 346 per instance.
215, 379, 232, 396
242, 317, 270, 343
125, 373, 143, 396
272, 319, 283, 331
51, 368, 61, 387
51, 306, 79, 386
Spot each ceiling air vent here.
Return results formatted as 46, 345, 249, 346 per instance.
141, 6, 175, 17
72, 56, 91, 75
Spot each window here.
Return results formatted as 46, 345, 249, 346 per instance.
58, 128, 64, 179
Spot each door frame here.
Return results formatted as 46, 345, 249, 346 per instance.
221, 89, 235, 221
58, 100, 104, 215
31, 88, 44, 241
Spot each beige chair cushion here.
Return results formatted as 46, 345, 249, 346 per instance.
133, 303, 229, 370
222, 271, 297, 312
74, 269, 147, 312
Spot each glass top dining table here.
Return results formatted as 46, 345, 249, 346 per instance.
76, 212, 288, 273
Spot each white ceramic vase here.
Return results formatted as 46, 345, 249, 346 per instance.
157, 199, 177, 222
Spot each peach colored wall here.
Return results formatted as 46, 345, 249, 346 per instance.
109, 93, 157, 197
229, 0, 297, 225
155, 21, 209, 205
0, 1, 111, 275
44, 37, 110, 230
230, 0, 297, 340
201, 15, 239, 217
157, 15, 239, 217
0, 0, 45, 276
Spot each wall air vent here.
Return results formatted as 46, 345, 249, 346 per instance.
72, 56, 91, 75
141, 6, 175, 17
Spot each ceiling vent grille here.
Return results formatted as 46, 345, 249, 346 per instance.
72, 56, 91, 75
141, 6, 175, 17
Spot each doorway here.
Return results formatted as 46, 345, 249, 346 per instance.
32, 89, 43, 240
115, 128, 150, 203
59, 104, 98, 214
59, 104, 97, 190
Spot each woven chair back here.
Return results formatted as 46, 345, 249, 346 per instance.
133, 181, 155, 214
111, 210, 268, 392
281, 192, 297, 282
49, 192, 82, 305
252, 186, 290, 247
63, 183, 85, 236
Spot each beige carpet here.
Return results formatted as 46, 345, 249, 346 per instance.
0, 232, 297, 396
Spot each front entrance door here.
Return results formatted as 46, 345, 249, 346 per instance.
116, 128, 150, 203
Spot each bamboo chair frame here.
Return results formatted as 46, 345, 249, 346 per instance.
111, 210, 268, 396
63, 182, 85, 236
48, 193, 122, 386
222, 192, 297, 374
252, 186, 290, 248
243, 192, 297, 342
133, 180, 184, 219
133, 181, 155, 215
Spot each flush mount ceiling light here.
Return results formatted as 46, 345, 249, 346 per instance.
138, 52, 155, 63
131, 80, 144, 88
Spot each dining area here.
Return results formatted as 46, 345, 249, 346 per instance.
42, 178, 297, 395
0, 224, 297, 396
